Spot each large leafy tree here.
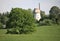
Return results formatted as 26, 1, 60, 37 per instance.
49, 6, 60, 24
6, 8, 35, 34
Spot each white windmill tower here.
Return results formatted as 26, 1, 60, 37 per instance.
34, 3, 41, 21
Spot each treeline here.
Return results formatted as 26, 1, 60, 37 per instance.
0, 12, 10, 29
0, 6, 60, 28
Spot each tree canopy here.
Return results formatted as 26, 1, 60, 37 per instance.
49, 6, 60, 24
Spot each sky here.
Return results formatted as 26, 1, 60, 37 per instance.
0, 0, 60, 14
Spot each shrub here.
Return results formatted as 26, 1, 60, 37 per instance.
7, 27, 20, 34
6, 8, 35, 34
39, 19, 53, 26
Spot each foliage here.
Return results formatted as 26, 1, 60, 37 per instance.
49, 6, 60, 24
0, 12, 9, 29
7, 28, 20, 34
39, 10, 53, 26
6, 8, 35, 34
0, 22, 3, 29
1, 12, 9, 25
40, 10, 46, 20
39, 19, 53, 26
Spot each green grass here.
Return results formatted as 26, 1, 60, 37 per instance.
0, 25, 60, 41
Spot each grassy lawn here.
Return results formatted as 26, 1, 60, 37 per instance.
0, 25, 60, 41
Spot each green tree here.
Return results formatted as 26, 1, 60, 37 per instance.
40, 10, 46, 20
0, 22, 3, 29
1, 12, 9, 25
49, 6, 60, 24
0, 13, 1, 22
39, 10, 53, 26
0, 13, 3, 29
6, 8, 35, 34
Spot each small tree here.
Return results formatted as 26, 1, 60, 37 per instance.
6, 8, 35, 34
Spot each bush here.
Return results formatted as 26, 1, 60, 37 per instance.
7, 27, 20, 34
39, 19, 53, 26
6, 8, 35, 34
7, 25, 36, 34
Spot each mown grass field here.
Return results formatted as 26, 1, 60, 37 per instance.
0, 25, 60, 41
